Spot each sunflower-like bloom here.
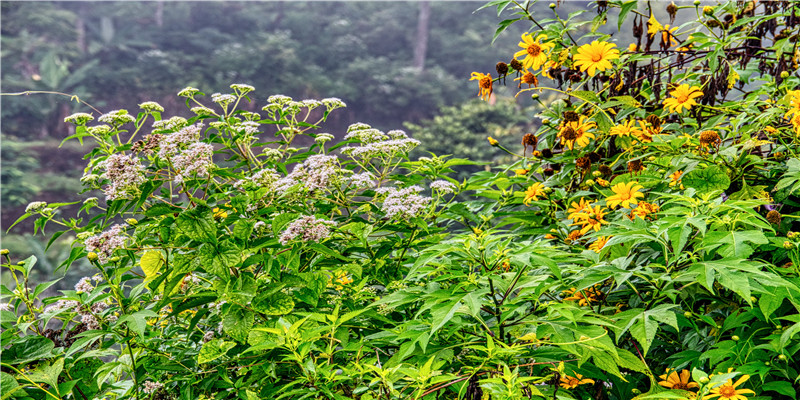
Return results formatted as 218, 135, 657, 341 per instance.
647, 13, 663, 37
669, 171, 683, 187
573, 41, 619, 76
661, 24, 680, 48
566, 230, 583, 243
588, 236, 611, 253
703, 375, 754, 400
663, 84, 703, 113
571, 205, 608, 234
606, 181, 644, 209
563, 286, 603, 307
610, 119, 643, 137
658, 369, 699, 390
567, 198, 592, 219
523, 182, 546, 205
558, 115, 597, 150
634, 120, 661, 143
514, 33, 554, 70
559, 373, 595, 389
630, 202, 659, 220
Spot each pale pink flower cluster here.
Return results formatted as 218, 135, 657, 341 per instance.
279, 215, 336, 245
43, 299, 80, 314
157, 123, 203, 159
171, 142, 214, 183
274, 154, 343, 193
99, 153, 146, 200
81, 314, 101, 330
430, 180, 457, 194
234, 168, 280, 191
378, 186, 431, 220
84, 224, 127, 263
75, 277, 94, 294
0, 303, 13, 312
349, 172, 376, 189
142, 381, 164, 394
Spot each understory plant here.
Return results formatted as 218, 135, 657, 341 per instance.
3, 1, 800, 400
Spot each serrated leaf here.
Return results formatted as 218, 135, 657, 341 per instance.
197, 339, 236, 364
252, 291, 294, 315
176, 206, 216, 243
197, 241, 239, 279
682, 165, 730, 192
223, 304, 254, 343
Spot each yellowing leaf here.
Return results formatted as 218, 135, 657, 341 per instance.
140, 251, 163, 282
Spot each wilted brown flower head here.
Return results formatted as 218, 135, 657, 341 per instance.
542, 148, 554, 158
563, 111, 580, 122
576, 156, 592, 170
699, 130, 721, 148
588, 152, 602, 163
645, 114, 662, 129
562, 127, 579, 141
767, 210, 781, 225
522, 133, 538, 149
496, 62, 509, 76
598, 165, 613, 176
627, 159, 644, 173
509, 58, 523, 71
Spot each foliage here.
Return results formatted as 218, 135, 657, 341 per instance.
3, 1, 800, 400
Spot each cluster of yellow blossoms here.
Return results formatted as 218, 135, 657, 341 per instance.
658, 368, 755, 400
784, 90, 800, 135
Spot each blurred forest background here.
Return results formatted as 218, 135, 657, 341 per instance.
1, 1, 594, 289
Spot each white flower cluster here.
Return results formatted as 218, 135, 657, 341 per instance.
211, 93, 237, 106
157, 123, 203, 158
430, 180, 457, 194
43, 299, 80, 314
279, 215, 336, 245
74, 277, 94, 294
348, 172, 376, 189
64, 113, 94, 125
274, 154, 344, 194
341, 124, 420, 160
99, 153, 146, 200
139, 101, 164, 112
84, 224, 127, 263
0, 303, 13, 312
321, 97, 346, 111
234, 168, 280, 191
98, 110, 135, 126
230, 83, 255, 94
25, 201, 48, 214
153, 116, 188, 131
171, 142, 214, 183
377, 186, 431, 220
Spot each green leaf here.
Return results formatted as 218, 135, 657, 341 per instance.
223, 304, 254, 343
26, 357, 63, 389
140, 250, 163, 283
120, 310, 157, 340
0, 372, 25, 400
144, 203, 182, 217
682, 165, 730, 192
176, 206, 217, 243
3, 335, 55, 364
702, 230, 768, 259
197, 241, 239, 279
618, 1, 639, 30
492, 18, 520, 44
762, 381, 797, 396
197, 338, 236, 364
233, 220, 254, 240
252, 291, 294, 315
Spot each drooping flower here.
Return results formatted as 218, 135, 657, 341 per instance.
663, 84, 703, 113
558, 116, 596, 150
563, 286, 604, 307
605, 181, 644, 209
703, 374, 754, 400
630, 202, 659, 220
573, 41, 619, 77
523, 182, 547, 205
470, 72, 493, 102
514, 33, 554, 70
559, 373, 595, 389
658, 369, 699, 390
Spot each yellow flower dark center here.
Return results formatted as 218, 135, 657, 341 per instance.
677, 93, 689, 103
591, 52, 603, 62
562, 127, 579, 140
672, 382, 688, 389
527, 43, 542, 57
479, 76, 492, 89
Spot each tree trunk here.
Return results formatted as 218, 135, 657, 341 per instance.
413, 1, 431, 72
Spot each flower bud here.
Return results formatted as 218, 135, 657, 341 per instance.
542, 119, 551, 125
0, 249, 8, 255
693, 0, 700, 5
487, 137, 499, 146
699, 377, 709, 384
126, 218, 138, 226
732, 335, 740, 341
778, 354, 787, 360
549, 3, 556, 9
585, 179, 595, 186
781, 71, 790, 79
87, 252, 99, 262
684, 311, 692, 318
783, 241, 794, 249
592, 171, 602, 177
531, 93, 540, 100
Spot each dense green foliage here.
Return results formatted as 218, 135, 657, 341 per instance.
3, 1, 800, 400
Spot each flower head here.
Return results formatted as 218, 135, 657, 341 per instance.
559, 373, 595, 389
663, 84, 703, 113
279, 215, 336, 245
558, 116, 596, 150
703, 374, 754, 400
514, 33, 554, 70
470, 72, 493, 102
571, 205, 608, 234
610, 119, 643, 138
523, 182, 547, 205
589, 236, 611, 253
605, 181, 644, 209
658, 369, 698, 390
573, 41, 619, 76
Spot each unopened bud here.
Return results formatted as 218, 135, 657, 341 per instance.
87, 252, 99, 262
699, 377, 709, 384
684, 311, 692, 318
126, 218, 138, 226
784, 241, 794, 249
531, 93, 540, 100
781, 71, 790, 79
0, 249, 8, 255
549, 3, 556, 9
731, 335, 740, 341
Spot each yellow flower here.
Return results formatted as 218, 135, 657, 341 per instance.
596, 178, 609, 187
541, 60, 560, 79
630, 202, 659, 220
487, 136, 499, 146
571, 205, 608, 234
659, 369, 699, 390
523, 182, 547, 205
563, 286, 603, 307
544, 233, 556, 240
628, 43, 638, 52
558, 115, 597, 150
662, 24, 679, 48
566, 230, 583, 243
663, 84, 704, 113
606, 181, 644, 209
514, 168, 529, 176
589, 236, 611, 253
573, 41, 619, 76
669, 170, 683, 187
514, 33, 554, 70
647, 13, 664, 37
703, 375, 754, 400
470, 72, 493, 102
213, 207, 228, 219
610, 119, 643, 137
559, 373, 595, 389
335, 271, 353, 286
567, 198, 592, 220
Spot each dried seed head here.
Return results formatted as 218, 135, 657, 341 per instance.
767, 210, 782, 225
521, 72, 538, 87
542, 148, 554, 158
588, 152, 602, 163
561, 127, 579, 141
522, 133, 538, 149
627, 159, 644, 172
563, 111, 580, 122
666, 2, 678, 23
645, 115, 662, 128
699, 130, 721, 147
543, 167, 555, 176
496, 62, 509, 76
509, 59, 523, 71
599, 164, 613, 176
576, 156, 592, 170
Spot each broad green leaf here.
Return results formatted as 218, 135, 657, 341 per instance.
682, 165, 730, 192
3, 335, 55, 364
197, 339, 236, 364
252, 291, 294, 315
0, 372, 25, 400
176, 206, 217, 243
223, 304, 254, 343
197, 241, 239, 279
702, 230, 768, 259
120, 310, 157, 340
